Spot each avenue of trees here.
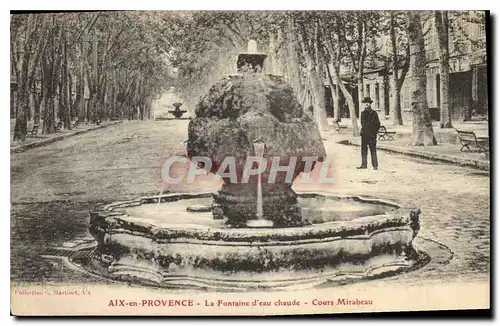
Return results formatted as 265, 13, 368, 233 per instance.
159, 10, 485, 145
11, 12, 174, 140
11, 11, 486, 146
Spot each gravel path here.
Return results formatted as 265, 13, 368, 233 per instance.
11, 120, 490, 286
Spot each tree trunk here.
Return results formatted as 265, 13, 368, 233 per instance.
27, 94, 33, 122
68, 71, 74, 121
13, 13, 47, 140
86, 66, 95, 123
321, 19, 359, 135
435, 11, 452, 128
101, 76, 108, 120
13, 92, 28, 141
13, 14, 35, 141
324, 46, 359, 135
382, 60, 390, 116
88, 94, 94, 123
110, 69, 117, 119
268, 31, 278, 75
333, 84, 341, 122
14, 89, 19, 118
62, 28, 71, 130
11, 37, 20, 119
57, 79, 63, 123
86, 33, 99, 123
285, 17, 303, 98
326, 63, 341, 122
33, 80, 42, 124
275, 28, 285, 76
42, 16, 63, 134
308, 72, 328, 133
297, 21, 328, 134
356, 19, 367, 115
392, 83, 403, 124
41, 56, 56, 134
313, 19, 329, 127
73, 76, 82, 119
407, 12, 437, 146
26, 15, 49, 130
78, 36, 87, 122
389, 12, 404, 125
357, 74, 364, 113
42, 46, 56, 134
336, 72, 359, 136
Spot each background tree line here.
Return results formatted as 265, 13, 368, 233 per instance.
11, 11, 173, 140
166, 11, 485, 145
11, 11, 486, 145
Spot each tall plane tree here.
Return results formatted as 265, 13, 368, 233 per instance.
319, 14, 360, 136
294, 13, 329, 134
12, 14, 48, 140
435, 11, 453, 128
389, 11, 410, 126
338, 12, 369, 115
406, 11, 437, 146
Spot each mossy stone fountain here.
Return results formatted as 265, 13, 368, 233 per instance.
86, 41, 422, 291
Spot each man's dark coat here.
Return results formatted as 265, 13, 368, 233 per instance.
360, 108, 381, 139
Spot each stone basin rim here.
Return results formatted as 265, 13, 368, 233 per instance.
102, 191, 403, 211
91, 215, 415, 243
91, 192, 419, 243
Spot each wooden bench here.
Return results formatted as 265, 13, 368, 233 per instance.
55, 121, 63, 132
456, 129, 488, 153
71, 120, 80, 128
26, 124, 39, 138
378, 125, 396, 140
333, 121, 348, 133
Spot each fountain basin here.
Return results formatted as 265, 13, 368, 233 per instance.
168, 109, 187, 119
87, 192, 421, 291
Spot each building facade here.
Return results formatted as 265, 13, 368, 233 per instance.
327, 11, 488, 122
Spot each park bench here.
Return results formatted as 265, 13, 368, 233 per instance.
377, 125, 396, 140
55, 121, 63, 132
333, 121, 348, 133
456, 129, 489, 153
26, 124, 39, 138
71, 120, 80, 128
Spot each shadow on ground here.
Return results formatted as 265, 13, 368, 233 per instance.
11, 200, 111, 283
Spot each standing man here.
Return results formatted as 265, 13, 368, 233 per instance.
357, 97, 380, 170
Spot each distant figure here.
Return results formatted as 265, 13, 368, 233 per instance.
357, 97, 380, 170
307, 105, 314, 116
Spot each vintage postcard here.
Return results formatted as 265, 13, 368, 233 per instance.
10, 10, 490, 316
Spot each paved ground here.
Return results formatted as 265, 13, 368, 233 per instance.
11, 120, 490, 287
10, 119, 119, 150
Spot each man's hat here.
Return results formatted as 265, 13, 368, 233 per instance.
361, 97, 373, 104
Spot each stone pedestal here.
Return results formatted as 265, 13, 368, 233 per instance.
187, 74, 326, 227
212, 183, 302, 227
